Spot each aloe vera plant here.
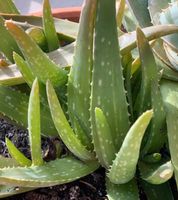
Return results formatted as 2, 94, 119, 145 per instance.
1, 0, 178, 199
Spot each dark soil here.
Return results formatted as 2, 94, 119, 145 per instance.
0, 118, 107, 200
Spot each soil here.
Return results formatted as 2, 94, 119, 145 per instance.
0, 118, 107, 200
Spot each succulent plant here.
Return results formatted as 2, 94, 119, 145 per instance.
0, 0, 178, 199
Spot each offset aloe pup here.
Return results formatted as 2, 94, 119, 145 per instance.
1, 0, 178, 199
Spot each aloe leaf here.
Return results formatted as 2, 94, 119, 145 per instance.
43, 0, 59, 51
143, 153, 162, 164
47, 80, 94, 161
5, 138, 31, 167
159, 2, 178, 51
141, 181, 174, 200
140, 160, 173, 184
164, 42, 178, 71
0, 186, 33, 199
0, 0, 19, 14
2, 14, 79, 41
108, 110, 153, 184
116, 0, 126, 28
28, 79, 43, 166
13, 52, 34, 86
0, 43, 74, 86
134, 27, 158, 114
5, 21, 67, 87
94, 108, 116, 168
0, 157, 99, 187
148, 0, 170, 25
160, 79, 178, 187
0, 16, 21, 63
106, 178, 139, 200
0, 156, 18, 168
91, 0, 130, 151
68, 0, 97, 139
120, 24, 178, 55
122, 3, 138, 32
0, 85, 57, 136
126, 0, 151, 27
0, 64, 24, 85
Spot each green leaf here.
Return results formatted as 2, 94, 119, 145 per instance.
116, 0, 126, 28
141, 181, 174, 200
0, 157, 99, 187
0, 0, 19, 14
0, 16, 21, 63
0, 156, 18, 168
143, 153, 162, 164
0, 64, 24, 86
5, 138, 32, 167
28, 79, 43, 166
2, 14, 79, 42
160, 79, 178, 187
106, 178, 139, 200
140, 160, 173, 184
134, 27, 158, 114
159, 1, 178, 51
5, 21, 67, 87
148, 0, 170, 25
108, 110, 153, 184
91, 0, 130, 150
0, 85, 57, 137
43, 0, 59, 51
13, 52, 34, 86
119, 24, 178, 55
126, 0, 151, 27
0, 43, 74, 86
94, 108, 116, 168
0, 186, 33, 199
47, 80, 94, 161
68, 0, 97, 139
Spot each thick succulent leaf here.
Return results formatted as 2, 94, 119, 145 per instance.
0, 157, 99, 187
140, 160, 173, 184
0, 0, 19, 14
28, 79, 43, 166
2, 14, 79, 41
126, 0, 151, 27
159, 2, 178, 51
108, 110, 153, 184
43, 0, 59, 51
0, 186, 33, 199
164, 42, 178, 71
0, 86, 57, 136
5, 21, 67, 87
94, 108, 116, 168
0, 156, 18, 168
0, 43, 74, 86
13, 52, 34, 86
0, 64, 24, 85
160, 79, 178, 187
141, 181, 174, 200
0, 16, 21, 63
106, 178, 139, 200
68, 0, 97, 139
148, 0, 170, 24
91, 0, 130, 151
116, 0, 126, 28
143, 153, 162, 164
47, 81, 94, 161
152, 39, 178, 78
122, 3, 138, 32
134, 27, 158, 114
6, 138, 31, 167
119, 24, 178, 55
